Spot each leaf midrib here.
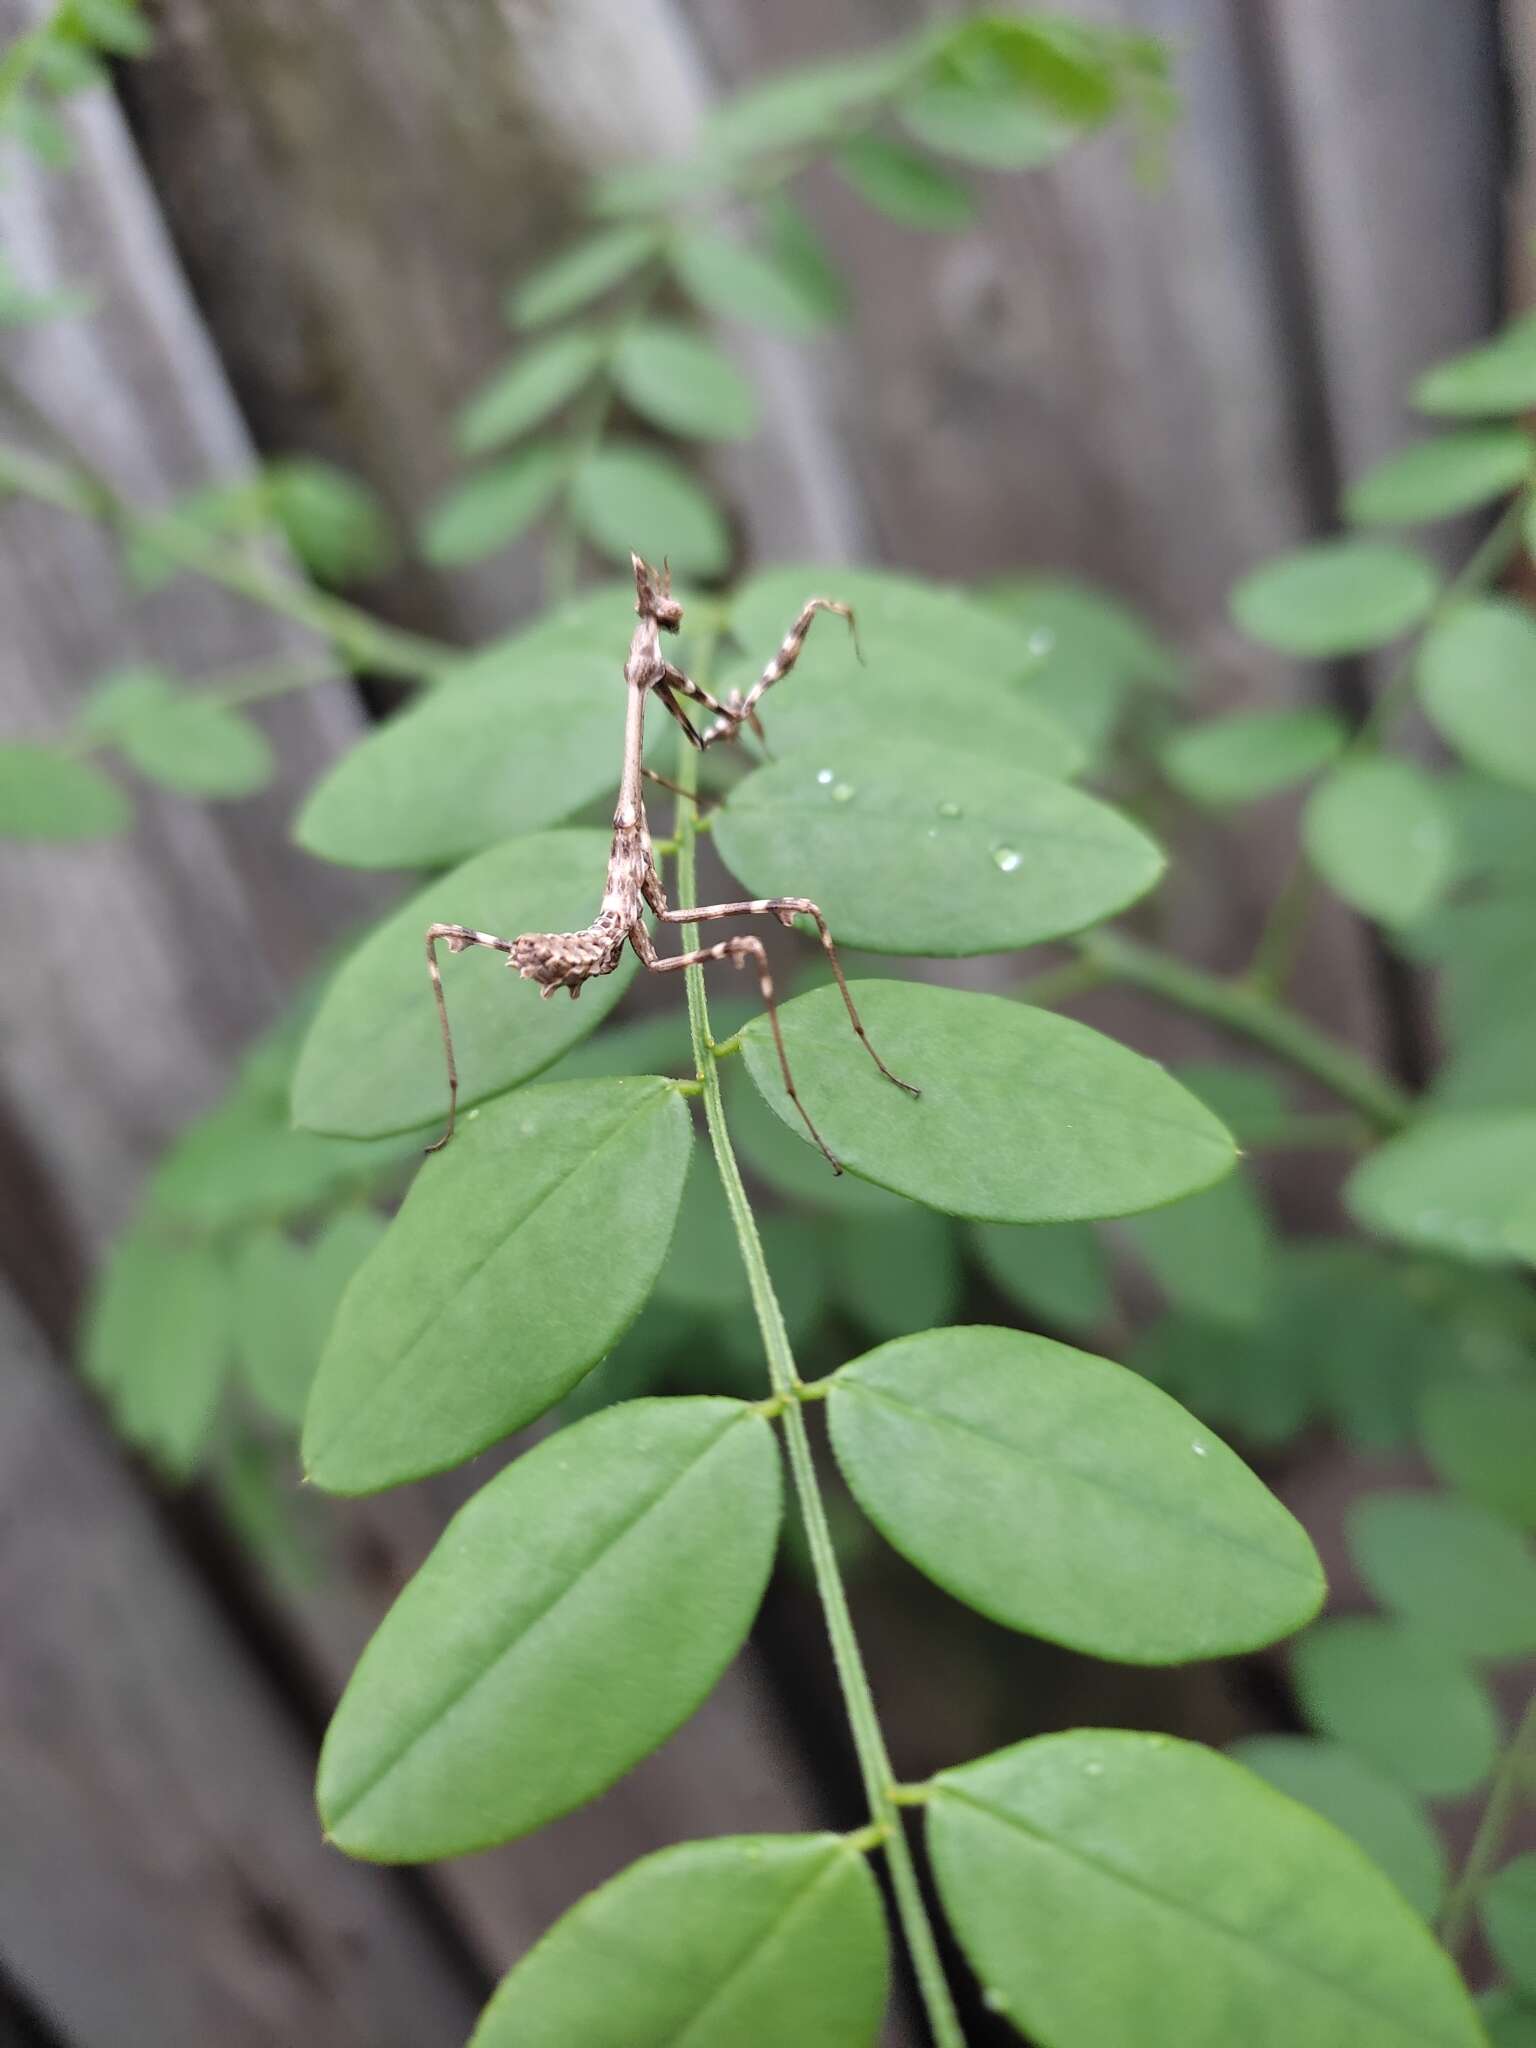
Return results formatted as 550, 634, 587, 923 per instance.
670, 1849, 853, 2048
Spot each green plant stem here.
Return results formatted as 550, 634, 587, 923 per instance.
671, 723, 966, 2048
1437, 1687, 1536, 1958
1246, 489, 1529, 995
1075, 928, 1412, 1131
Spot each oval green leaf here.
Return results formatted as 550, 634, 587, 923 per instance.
1304, 759, 1454, 926
1418, 598, 1536, 795
0, 743, 130, 838
1413, 315, 1536, 417
297, 651, 628, 868
1346, 1108, 1536, 1266
1122, 1172, 1275, 1326
1419, 1376, 1536, 1531
836, 134, 974, 229
1293, 1617, 1500, 1797
832, 1209, 960, 1342
715, 738, 1162, 954
739, 980, 1237, 1221
421, 443, 568, 565
671, 232, 837, 336
1484, 1855, 1536, 2000
928, 1731, 1482, 2048
507, 226, 660, 329
85, 1233, 231, 1479
303, 1078, 692, 1493
119, 696, 275, 797
316, 1396, 781, 1859
456, 331, 609, 455
1159, 708, 1346, 807
1232, 541, 1439, 657
968, 1220, 1110, 1335
1348, 1490, 1536, 1661
827, 1326, 1322, 1663
1344, 429, 1534, 525
470, 1833, 888, 2048
291, 830, 636, 1137
612, 322, 757, 442
899, 84, 1076, 168
1228, 1736, 1445, 1920
233, 1228, 315, 1426
570, 442, 729, 577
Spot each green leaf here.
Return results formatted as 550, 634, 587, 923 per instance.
0, 743, 130, 838
1304, 759, 1454, 926
899, 84, 1076, 168
1232, 541, 1439, 657
758, 197, 848, 324
968, 1221, 1110, 1335
266, 458, 393, 582
117, 696, 275, 798
1344, 428, 1534, 525
76, 663, 172, 739
1484, 1855, 1536, 2000
671, 232, 837, 336
420, 443, 568, 565
71, 0, 152, 58
831, 1209, 959, 1342
470, 1833, 887, 2048
1122, 1171, 1275, 1326
940, 15, 1122, 124
986, 574, 1182, 760
1293, 1618, 1499, 1797
233, 1228, 314, 1426
828, 1326, 1321, 1662
1419, 1376, 1536, 1531
611, 323, 757, 442
291, 831, 638, 1138
928, 1731, 1482, 2048
740, 980, 1237, 1222
1418, 598, 1536, 795
296, 650, 629, 868
569, 442, 729, 578
716, 737, 1161, 954
1347, 1490, 1536, 1660
835, 135, 974, 228
85, 1234, 231, 1479
1485, 1990, 1536, 2048
1175, 1061, 1295, 1146
1346, 1109, 1536, 1266
1159, 708, 1346, 807
455, 331, 609, 455
1227, 1736, 1445, 1920
507, 226, 659, 329
304, 1079, 691, 1493
316, 1397, 780, 1858
696, 44, 917, 160
1414, 314, 1536, 417
724, 1062, 914, 1220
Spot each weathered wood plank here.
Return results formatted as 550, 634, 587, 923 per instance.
0, 1282, 483, 2048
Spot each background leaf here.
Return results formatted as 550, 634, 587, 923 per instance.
455, 331, 609, 454
1413, 314, 1536, 416
265, 458, 394, 582
470, 1833, 888, 2048
1347, 1109, 1536, 1265
1304, 758, 1454, 926
303, 1079, 692, 1493
835, 135, 974, 228
1159, 708, 1346, 807
714, 737, 1162, 954
1293, 1617, 1500, 1797
827, 1326, 1322, 1662
1418, 1377, 1536, 1531
1343, 429, 1533, 525
1347, 1491, 1536, 1660
928, 1731, 1482, 2048
1483, 1854, 1536, 2000
1418, 598, 1536, 794
117, 695, 275, 798
570, 442, 729, 576
968, 1220, 1110, 1335
291, 830, 638, 1137
421, 443, 568, 565
740, 980, 1236, 1221
832, 1209, 960, 1341
612, 323, 757, 441
671, 232, 839, 335
508, 226, 659, 328
0, 743, 130, 838
317, 1397, 781, 1858
1121, 1171, 1274, 1326
1231, 541, 1439, 657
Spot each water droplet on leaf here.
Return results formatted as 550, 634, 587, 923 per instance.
816, 768, 835, 785
831, 781, 855, 803
1191, 1441, 1208, 1457
992, 845, 1022, 873
936, 799, 963, 819
1026, 628, 1055, 658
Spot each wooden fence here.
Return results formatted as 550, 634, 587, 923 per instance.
0, 0, 1517, 2040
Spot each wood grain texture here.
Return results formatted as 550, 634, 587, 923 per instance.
0, 1282, 483, 2048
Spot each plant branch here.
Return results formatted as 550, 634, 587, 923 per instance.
1074, 928, 1412, 1131
670, 695, 966, 2048
1437, 1686, 1536, 1959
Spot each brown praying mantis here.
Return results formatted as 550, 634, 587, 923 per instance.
425, 553, 918, 1170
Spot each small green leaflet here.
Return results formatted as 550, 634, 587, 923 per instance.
714, 737, 1163, 954
1344, 428, 1534, 525
84, 1232, 232, 1479
265, 458, 394, 583
611, 323, 757, 442
1483, 1855, 1536, 2000
835, 135, 974, 229
470, 1834, 888, 2048
317, 1397, 780, 1858
303, 1079, 692, 1494
670, 232, 838, 336
967, 1220, 1111, 1335
928, 1732, 1482, 2048
832, 1209, 960, 1342
1293, 1617, 1500, 1798
569, 442, 729, 577
420, 443, 568, 565
1347, 1490, 1536, 1661
1304, 759, 1454, 926
0, 744, 131, 838
1419, 1377, 1536, 1531
1121, 1171, 1275, 1327
1418, 598, 1536, 795
827, 1326, 1322, 1663
291, 830, 637, 1138
1413, 313, 1536, 417
506, 226, 660, 329
1231, 541, 1439, 657
1159, 708, 1346, 807
1346, 1108, 1536, 1266
455, 331, 609, 455
740, 980, 1236, 1222
899, 84, 1076, 169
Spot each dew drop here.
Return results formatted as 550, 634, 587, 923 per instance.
831, 781, 855, 803
1026, 628, 1055, 658
983, 1989, 1011, 2015
936, 798, 963, 819
992, 845, 1023, 874
926, 827, 940, 840
1191, 1440, 1208, 1458
816, 768, 835, 785
1083, 1760, 1104, 1777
